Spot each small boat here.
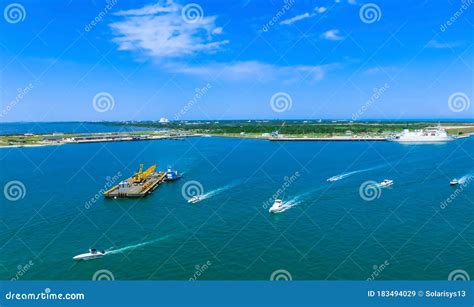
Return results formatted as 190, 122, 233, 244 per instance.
327, 175, 343, 182
188, 195, 203, 203
378, 179, 393, 187
450, 179, 459, 186
73, 249, 106, 261
165, 167, 182, 181
269, 199, 287, 213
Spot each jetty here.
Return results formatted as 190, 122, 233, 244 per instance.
103, 164, 167, 198
268, 136, 387, 142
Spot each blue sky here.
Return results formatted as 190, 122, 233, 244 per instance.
0, 0, 472, 122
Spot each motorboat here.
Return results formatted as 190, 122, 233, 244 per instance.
188, 195, 203, 203
378, 179, 393, 187
269, 199, 287, 213
327, 175, 343, 182
73, 249, 106, 261
450, 179, 459, 186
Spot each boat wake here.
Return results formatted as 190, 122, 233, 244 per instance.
106, 235, 170, 255
327, 165, 386, 182
199, 182, 239, 201
458, 173, 474, 184
271, 197, 302, 214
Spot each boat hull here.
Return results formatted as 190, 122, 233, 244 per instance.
73, 252, 106, 261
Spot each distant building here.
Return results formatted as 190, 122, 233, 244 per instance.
43, 135, 64, 143
159, 117, 169, 124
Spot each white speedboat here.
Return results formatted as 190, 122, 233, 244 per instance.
188, 195, 203, 203
327, 175, 343, 182
378, 179, 393, 187
450, 179, 459, 186
269, 199, 288, 213
73, 249, 106, 261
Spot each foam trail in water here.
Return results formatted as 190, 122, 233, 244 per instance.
327, 164, 387, 182
458, 173, 474, 184
200, 182, 240, 201
270, 196, 303, 214
107, 235, 170, 255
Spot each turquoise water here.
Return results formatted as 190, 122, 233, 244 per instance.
0, 136, 473, 280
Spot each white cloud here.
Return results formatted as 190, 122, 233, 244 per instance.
322, 29, 344, 41
316, 6, 327, 13
167, 61, 337, 83
279, 13, 312, 25
114, 1, 178, 16
426, 39, 463, 49
279, 5, 331, 26
109, 1, 340, 83
363, 66, 398, 75
110, 0, 228, 59
212, 27, 223, 35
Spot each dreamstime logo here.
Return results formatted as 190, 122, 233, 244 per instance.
11, 260, 34, 281
352, 83, 390, 120
174, 83, 212, 120
0, 83, 34, 118
359, 180, 381, 201
440, 175, 473, 210
4, 180, 26, 201
189, 260, 212, 281
367, 260, 390, 281
181, 3, 203, 24
359, 3, 381, 24
85, 172, 122, 209
448, 92, 470, 113
270, 269, 292, 281
92, 269, 114, 281
92, 92, 115, 113
84, 0, 118, 32
262, 171, 300, 209
181, 180, 204, 200
440, 0, 473, 32
448, 269, 470, 281
4, 3, 26, 24
261, 0, 296, 32
270, 92, 292, 113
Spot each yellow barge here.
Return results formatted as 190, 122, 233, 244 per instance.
103, 164, 167, 198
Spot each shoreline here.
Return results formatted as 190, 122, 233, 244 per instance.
2, 133, 473, 149
1, 128, 473, 149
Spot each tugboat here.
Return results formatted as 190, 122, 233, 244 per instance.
165, 167, 182, 181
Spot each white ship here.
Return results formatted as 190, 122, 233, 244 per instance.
388, 127, 453, 143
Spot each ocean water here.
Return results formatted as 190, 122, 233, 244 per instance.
0, 136, 473, 280
0, 122, 152, 135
